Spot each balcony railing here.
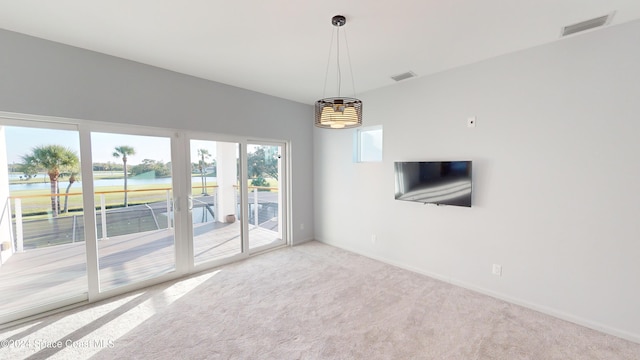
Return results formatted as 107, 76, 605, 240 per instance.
0, 197, 14, 265
3, 184, 279, 254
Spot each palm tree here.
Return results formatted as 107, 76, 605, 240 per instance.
112, 145, 136, 207
21, 145, 79, 217
62, 172, 77, 213
197, 148, 211, 195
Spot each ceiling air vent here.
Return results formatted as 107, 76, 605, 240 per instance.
391, 71, 417, 82
561, 13, 614, 37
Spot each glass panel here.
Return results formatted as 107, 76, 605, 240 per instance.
247, 143, 284, 250
358, 126, 383, 162
191, 139, 242, 264
91, 132, 175, 291
0, 125, 87, 318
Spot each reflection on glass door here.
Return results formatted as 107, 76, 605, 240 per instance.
190, 139, 242, 265
91, 132, 175, 291
247, 143, 285, 251
0, 125, 88, 321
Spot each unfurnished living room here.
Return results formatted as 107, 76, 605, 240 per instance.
1, 1, 640, 359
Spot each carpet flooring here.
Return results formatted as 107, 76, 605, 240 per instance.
1, 241, 639, 359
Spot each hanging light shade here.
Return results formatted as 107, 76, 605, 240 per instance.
314, 15, 363, 129
316, 97, 363, 129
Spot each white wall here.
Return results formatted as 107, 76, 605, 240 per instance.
0, 28, 314, 244
314, 20, 640, 342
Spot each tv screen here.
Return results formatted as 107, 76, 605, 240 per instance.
394, 161, 472, 207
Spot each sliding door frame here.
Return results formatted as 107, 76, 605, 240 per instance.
0, 111, 291, 326
184, 131, 250, 273
78, 122, 188, 303
0, 115, 90, 324
246, 139, 288, 254
182, 133, 291, 272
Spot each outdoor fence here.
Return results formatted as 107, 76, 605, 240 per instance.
0, 197, 14, 265
4, 185, 279, 252
9, 188, 175, 250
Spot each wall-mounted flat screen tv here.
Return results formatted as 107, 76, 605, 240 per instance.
394, 161, 472, 207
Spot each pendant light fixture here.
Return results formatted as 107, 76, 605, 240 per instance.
314, 15, 363, 129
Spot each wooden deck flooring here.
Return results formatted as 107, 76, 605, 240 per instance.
0, 222, 281, 318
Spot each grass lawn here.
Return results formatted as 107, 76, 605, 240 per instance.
10, 184, 177, 218
9, 175, 279, 218
8, 171, 126, 185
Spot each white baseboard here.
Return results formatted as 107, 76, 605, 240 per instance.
292, 237, 315, 246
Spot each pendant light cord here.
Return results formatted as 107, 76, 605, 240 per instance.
343, 28, 357, 98
336, 26, 341, 97
321, 20, 356, 100
321, 28, 336, 99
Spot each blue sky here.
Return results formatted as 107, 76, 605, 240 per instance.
5, 126, 257, 166
5, 127, 172, 165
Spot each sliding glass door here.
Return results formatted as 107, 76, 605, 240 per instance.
189, 138, 242, 265
0, 123, 88, 322
90, 132, 175, 291
188, 137, 288, 266
0, 115, 289, 325
247, 142, 286, 252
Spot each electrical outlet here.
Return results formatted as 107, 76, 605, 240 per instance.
300, 223, 304, 230
467, 116, 476, 128
371, 234, 377, 244
492, 264, 502, 276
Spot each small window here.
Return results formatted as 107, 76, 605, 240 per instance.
355, 125, 383, 162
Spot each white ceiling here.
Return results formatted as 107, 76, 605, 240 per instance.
2, 1, 640, 105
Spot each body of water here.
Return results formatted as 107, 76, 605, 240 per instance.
9, 176, 216, 192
